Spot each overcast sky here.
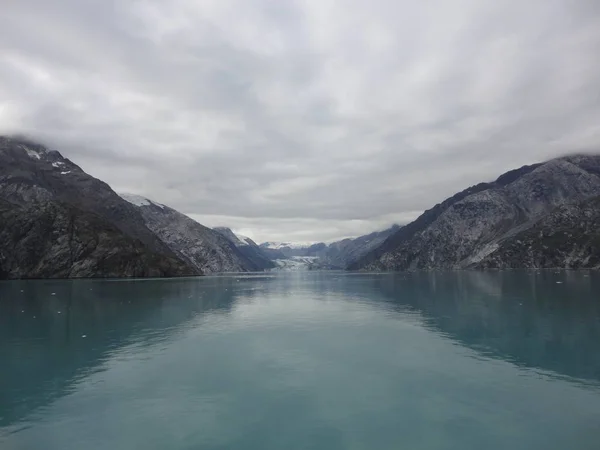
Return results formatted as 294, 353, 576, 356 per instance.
1, 0, 600, 243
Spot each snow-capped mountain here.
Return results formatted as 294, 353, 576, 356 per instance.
258, 241, 327, 259
0, 136, 196, 278
213, 227, 274, 270
271, 256, 321, 271
213, 227, 252, 246
119, 193, 166, 209
261, 241, 314, 250
258, 231, 401, 269
120, 195, 264, 274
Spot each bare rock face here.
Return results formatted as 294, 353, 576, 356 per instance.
475, 196, 600, 269
120, 196, 264, 274
213, 227, 275, 271
0, 136, 199, 279
0, 200, 195, 279
351, 155, 600, 271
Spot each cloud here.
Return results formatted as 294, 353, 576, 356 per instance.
1, 0, 600, 242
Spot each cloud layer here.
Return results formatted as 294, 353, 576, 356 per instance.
2, 0, 600, 242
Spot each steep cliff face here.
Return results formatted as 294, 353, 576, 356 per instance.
0, 199, 194, 279
0, 137, 177, 256
0, 137, 199, 279
120, 195, 260, 273
351, 155, 600, 271
349, 163, 542, 270
475, 196, 600, 269
213, 227, 275, 271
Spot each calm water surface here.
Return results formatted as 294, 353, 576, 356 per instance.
1, 271, 600, 449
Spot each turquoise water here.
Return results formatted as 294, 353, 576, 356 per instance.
1, 271, 599, 449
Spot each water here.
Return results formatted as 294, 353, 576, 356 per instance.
1, 271, 600, 450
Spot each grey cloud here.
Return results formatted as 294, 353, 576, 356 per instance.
1, 0, 600, 242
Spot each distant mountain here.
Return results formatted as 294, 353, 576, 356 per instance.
350, 155, 600, 270
259, 241, 328, 259
119, 195, 263, 273
213, 227, 274, 270
261, 241, 316, 251
271, 256, 325, 271
324, 225, 401, 269
255, 246, 288, 261
0, 137, 197, 279
257, 228, 401, 270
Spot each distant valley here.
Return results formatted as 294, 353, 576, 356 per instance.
1, 135, 600, 278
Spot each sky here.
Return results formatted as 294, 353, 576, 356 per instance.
1, 0, 600, 243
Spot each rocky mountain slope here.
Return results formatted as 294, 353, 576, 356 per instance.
324, 225, 401, 269
475, 195, 600, 269
350, 155, 600, 271
0, 199, 193, 278
213, 227, 274, 270
256, 246, 288, 260
0, 136, 198, 278
119, 195, 263, 274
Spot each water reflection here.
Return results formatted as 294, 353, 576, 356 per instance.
2, 271, 600, 436
363, 271, 600, 384
0, 276, 262, 427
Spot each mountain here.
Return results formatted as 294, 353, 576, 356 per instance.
256, 226, 400, 269
213, 227, 275, 270
271, 256, 324, 271
350, 155, 600, 271
119, 195, 264, 273
259, 241, 328, 259
324, 225, 401, 269
475, 195, 600, 269
256, 246, 288, 260
257, 230, 401, 270
0, 199, 193, 278
0, 136, 197, 278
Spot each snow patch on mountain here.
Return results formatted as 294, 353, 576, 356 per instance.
261, 241, 313, 250
230, 233, 251, 246
272, 256, 320, 271
213, 227, 275, 270
119, 193, 165, 209
237, 234, 252, 245
213, 227, 252, 246
21, 145, 42, 160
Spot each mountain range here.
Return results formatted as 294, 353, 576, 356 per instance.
118, 195, 272, 274
0, 137, 195, 278
258, 227, 400, 269
0, 137, 276, 278
213, 227, 275, 271
1, 135, 599, 278
349, 154, 600, 270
